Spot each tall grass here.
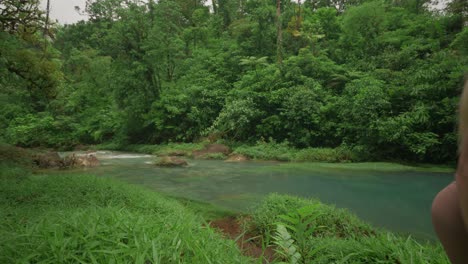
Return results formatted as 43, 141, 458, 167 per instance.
0, 173, 249, 263
304, 234, 449, 264
0, 162, 450, 263
0, 142, 35, 166
250, 193, 449, 264
251, 193, 374, 239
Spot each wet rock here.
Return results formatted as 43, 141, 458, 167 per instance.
225, 154, 249, 162
193, 144, 231, 159
62, 155, 75, 168
76, 154, 100, 167
155, 156, 188, 167
63, 153, 100, 168
34, 152, 63, 168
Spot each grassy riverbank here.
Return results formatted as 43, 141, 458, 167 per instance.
0, 168, 248, 263
0, 162, 449, 263
94, 141, 360, 162
93, 141, 455, 172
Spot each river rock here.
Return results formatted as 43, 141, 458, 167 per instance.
63, 153, 100, 168
76, 154, 100, 167
34, 152, 63, 168
155, 156, 188, 167
193, 144, 231, 159
225, 154, 249, 162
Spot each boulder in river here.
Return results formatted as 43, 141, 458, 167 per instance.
76, 154, 100, 167
225, 154, 249, 162
63, 153, 100, 168
155, 156, 188, 167
34, 152, 63, 168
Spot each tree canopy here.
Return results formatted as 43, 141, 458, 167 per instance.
1, 0, 467, 163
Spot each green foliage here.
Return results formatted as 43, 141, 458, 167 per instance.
253, 194, 448, 264
5, 113, 78, 149
0, 164, 450, 263
0, 143, 34, 167
294, 147, 358, 162
340, 1, 386, 62
277, 205, 324, 262
233, 141, 359, 162
0, 163, 31, 181
234, 141, 294, 161
2, 0, 467, 163
152, 142, 208, 156
209, 97, 264, 140
273, 224, 301, 264
0, 173, 249, 263
279, 84, 326, 147
450, 27, 468, 56
303, 233, 448, 264
251, 194, 374, 239
337, 76, 391, 149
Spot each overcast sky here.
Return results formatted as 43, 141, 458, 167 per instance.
40, 0, 447, 25
40, 0, 88, 24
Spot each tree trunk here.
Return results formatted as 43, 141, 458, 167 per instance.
148, 0, 155, 23
296, 0, 301, 31
276, 0, 282, 65
212, 0, 218, 14
44, 0, 50, 37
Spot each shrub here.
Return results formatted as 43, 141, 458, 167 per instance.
294, 147, 356, 162
5, 113, 78, 149
251, 193, 374, 239
234, 141, 360, 162
252, 194, 448, 264
233, 141, 294, 161
153, 142, 208, 156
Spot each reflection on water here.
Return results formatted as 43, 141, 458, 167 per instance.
69, 151, 453, 240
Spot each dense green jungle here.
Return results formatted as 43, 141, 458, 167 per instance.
1, 0, 467, 163
1, 0, 467, 263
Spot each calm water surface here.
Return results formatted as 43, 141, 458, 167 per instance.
73, 151, 454, 240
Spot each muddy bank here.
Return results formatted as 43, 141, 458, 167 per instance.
210, 216, 275, 262
193, 144, 231, 159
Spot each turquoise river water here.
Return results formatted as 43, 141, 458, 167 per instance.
69, 151, 454, 241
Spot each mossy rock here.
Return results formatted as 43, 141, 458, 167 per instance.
155, 156, 188, 167
63, 154, 100, 168
33, 152, 63, 168
225, 154, 249, 162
